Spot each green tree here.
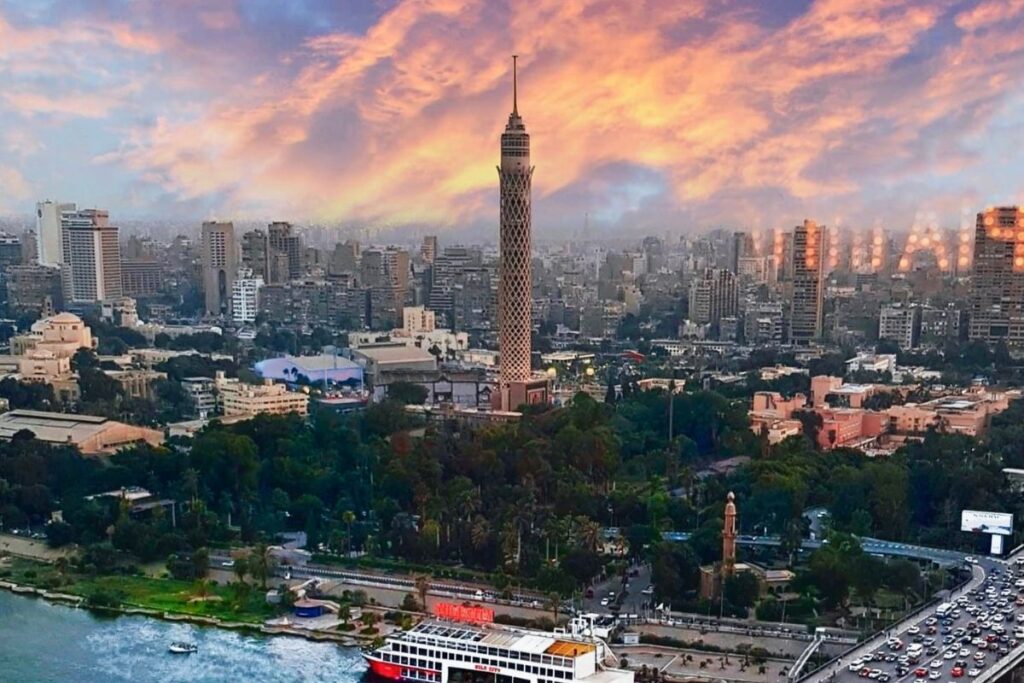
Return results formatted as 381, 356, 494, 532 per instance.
723, 571, 760, 610
388, 382, 428, 405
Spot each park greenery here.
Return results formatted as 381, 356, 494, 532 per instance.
0, 380, 1019, 626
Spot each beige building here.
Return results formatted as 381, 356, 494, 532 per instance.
402, 306, 436, 334
12, 312, 95, 357
214, 373, 309, 417
18, 349, 72, 383
0, 410, 164, 455
105, 370, 167, 401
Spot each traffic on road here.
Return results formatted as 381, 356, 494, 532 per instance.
824, 556, 1024, 683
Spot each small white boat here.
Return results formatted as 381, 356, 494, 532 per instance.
168, 642, 198, 654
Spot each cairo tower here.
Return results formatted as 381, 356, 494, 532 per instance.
495, 56, 549, 411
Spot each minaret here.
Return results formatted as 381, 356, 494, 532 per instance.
722, 492, 737, 577
496, 55, 537, 410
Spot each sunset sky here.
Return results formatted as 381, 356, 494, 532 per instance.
2, 0, 1024, 236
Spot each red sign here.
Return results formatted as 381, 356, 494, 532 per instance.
433, 602, 494, 623
475, 665, 501, 673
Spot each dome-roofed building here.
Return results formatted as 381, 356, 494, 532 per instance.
11, 312, 95, 358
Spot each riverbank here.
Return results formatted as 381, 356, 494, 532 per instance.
0, 589, 367, 683
0, 557, 375, 647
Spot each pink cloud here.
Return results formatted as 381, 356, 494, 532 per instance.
8, 0, 1024, 229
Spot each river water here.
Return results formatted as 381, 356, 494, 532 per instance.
0, 590, 368, 682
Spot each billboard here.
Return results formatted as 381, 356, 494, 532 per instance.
961, 510, 1013, 536
433, 602, 494, 623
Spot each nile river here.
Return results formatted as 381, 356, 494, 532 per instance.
0, 590, 368, 682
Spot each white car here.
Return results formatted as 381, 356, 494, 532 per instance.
968, 669, 981, 677
909, 626, 921, 635
600, 598, 609, 606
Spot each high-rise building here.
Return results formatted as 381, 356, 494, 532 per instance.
0, 233, 23, 270
688, 268, 738, 329
421, 235, 438, 264
61, 209, 122, 303
35, 200, 75, 266
495, 56, 546, 411
5, 264, 63, 312
241, 229, 270, 280
731, 231, 754, 274
879, 303, 921, 350
121, 260, 164, 297
789, 219, 826, 345
231, 270, 263, 324
921, 304, 963, 344
268, 221, 302, 282
383, 247, 411, 291
743, 302, 785, 345
969, 206, 1024, 345
21, 230, 38, 265
201, 221, 236, 317
329, 241, 359, 277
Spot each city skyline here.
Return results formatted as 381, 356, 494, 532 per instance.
2, 1, 1024, 236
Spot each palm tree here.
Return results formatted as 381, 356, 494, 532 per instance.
546, 592, 561, 625
192, 579, 211, 600
470, 516, 490, 553
414, 574, 431, 612
232, 556, 249, 585
574, 516, 602, 553
54, 556, 69, 580
249, 543, 274, 589
341, 510, 356, 555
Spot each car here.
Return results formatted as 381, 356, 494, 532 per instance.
930, 659, 943, 668
641, 586, 654, 596
951, 666, 964, 677
600, 598, 609, 606
914, 668, 928, 678
927, 672, 940, 680
859, 668, 872, 678
221, 559, 234, 568
910, 626, 922, 635
878, 674, 891, 683
968, 670, 981, 677
966, 557, 978, 565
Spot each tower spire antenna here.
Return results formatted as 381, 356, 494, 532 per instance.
512, 54, 518, 115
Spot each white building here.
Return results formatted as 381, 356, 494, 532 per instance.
845, 353, 897, 375
232, 272, 264, 324
879, 303, 921, 349
35, 200, 74, 266
181, 377, 217, 418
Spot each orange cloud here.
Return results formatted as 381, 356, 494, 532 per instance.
11, 0, 1024, 229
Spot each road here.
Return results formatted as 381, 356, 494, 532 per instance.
662, 532, 966, 567
800, 553, 1022, 683
209, 556, 550, 608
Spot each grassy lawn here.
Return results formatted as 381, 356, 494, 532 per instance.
0, 557, 276, 624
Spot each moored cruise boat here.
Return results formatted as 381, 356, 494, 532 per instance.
364, 605, 633, 683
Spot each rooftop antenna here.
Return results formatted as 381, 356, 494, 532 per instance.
512, 54, 518, 115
